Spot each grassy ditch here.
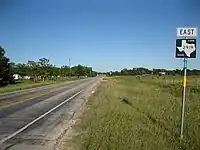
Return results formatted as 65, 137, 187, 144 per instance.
64, 76, 200, 150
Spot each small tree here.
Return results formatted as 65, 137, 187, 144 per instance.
38, 58, 50, 81
0, 46, 12, 85
27, 60, 40, 82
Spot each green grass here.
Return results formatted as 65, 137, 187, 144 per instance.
0, 77, 78, 93
64, 76, 200, 150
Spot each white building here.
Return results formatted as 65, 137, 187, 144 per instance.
159, 72, 166, 75
23, 76, 31, 80
13, 74, 22, 80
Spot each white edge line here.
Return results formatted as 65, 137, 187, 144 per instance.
0, 89, 84, 145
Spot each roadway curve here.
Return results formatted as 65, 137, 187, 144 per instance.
0, 77, 101, 150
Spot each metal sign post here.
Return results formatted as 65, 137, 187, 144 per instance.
180, 57, 187, 139
176, 27, 197, 139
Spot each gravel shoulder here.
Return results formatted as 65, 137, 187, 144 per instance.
53, 78, 102, 150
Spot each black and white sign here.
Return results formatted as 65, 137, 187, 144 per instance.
176, 39, 196, 58
177, 27, 197, 37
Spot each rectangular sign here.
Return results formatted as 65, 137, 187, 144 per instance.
177, 27, 197, 37
176, 39, 196, 58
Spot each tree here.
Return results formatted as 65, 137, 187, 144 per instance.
121, 68, 129, 75
0, 46, 12, 85
48, 65, 60, 80
73, 64, 84, 78
38, 58, 50, 81
9, 62, 17, 75
14, 63, 29, 76
27, 60, 40, 82
60, 65, 70, 77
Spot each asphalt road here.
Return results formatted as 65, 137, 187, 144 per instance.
0, 78, 91, 102
0, 77, 101, 150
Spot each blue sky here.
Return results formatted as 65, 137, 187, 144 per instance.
0, 0, 199, 72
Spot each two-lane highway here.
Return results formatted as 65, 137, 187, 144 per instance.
0, 78, 92, 103
0, 77, 101, 150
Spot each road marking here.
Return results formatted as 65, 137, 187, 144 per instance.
0, 89, 84, 145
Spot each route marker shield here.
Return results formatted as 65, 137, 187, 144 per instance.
176, 39, 196, 58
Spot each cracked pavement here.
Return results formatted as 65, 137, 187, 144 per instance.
0, 77, 101, 150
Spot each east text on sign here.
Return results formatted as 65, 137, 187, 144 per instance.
177, 27, 197, 37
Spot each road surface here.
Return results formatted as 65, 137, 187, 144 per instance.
0, 78, 91, 102
0, 77, 101, 150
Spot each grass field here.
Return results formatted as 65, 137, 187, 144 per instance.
64, 76, 200, 150
0, 77, 78, 93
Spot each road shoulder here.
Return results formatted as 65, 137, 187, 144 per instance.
53, 78, 102, 150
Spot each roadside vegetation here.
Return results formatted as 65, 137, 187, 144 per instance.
64, 76, 200, 150
0, 46, 97, 92
1, 45, 200, 93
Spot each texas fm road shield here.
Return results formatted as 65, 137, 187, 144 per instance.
176, 39, 196, 58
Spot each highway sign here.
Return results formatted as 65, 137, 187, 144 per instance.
176, 27, 197, 139
177, 27, 197, 37
176, 39, 196, 58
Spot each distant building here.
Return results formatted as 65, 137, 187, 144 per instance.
159, 72, 166, 75
13, 74, 22, 80
23, 76, 31, 80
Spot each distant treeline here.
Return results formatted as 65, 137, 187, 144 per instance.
1, 45, 199, 85
98, 68, 200, 76
0, 46, 97, 85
